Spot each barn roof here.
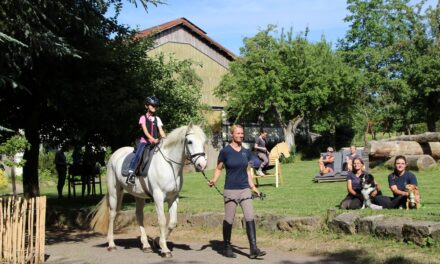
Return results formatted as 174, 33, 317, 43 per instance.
136, 17, 236, 61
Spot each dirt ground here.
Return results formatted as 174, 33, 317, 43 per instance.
44, 226, 353, 264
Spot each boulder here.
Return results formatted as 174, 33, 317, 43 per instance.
402, 221, 440, 246
375, 218, 411, 241
328, 213, 360, 234
255, 214, 284, 231
356, 215, 385, 234
277, 216, 321, 232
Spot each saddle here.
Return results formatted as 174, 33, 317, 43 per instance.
121, 144, 155, 177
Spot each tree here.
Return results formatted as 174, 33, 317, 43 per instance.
216, 26, 362, 151
402, 2, 440, 131
339, 0, 439, 136
0, 134, 30, 195
0, 0, 203, 197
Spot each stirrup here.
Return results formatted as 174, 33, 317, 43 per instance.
126, 173, 136, 185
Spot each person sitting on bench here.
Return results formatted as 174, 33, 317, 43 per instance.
254, 128, 269, 176
319, 147, 335, 175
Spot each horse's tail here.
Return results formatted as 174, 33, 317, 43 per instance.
89, 193, 110, 234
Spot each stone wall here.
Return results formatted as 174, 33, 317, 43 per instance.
46, 208, 440, 247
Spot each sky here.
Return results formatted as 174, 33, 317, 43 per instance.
113, 0, 437, 56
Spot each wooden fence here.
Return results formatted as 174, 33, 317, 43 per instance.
1, 196, 46, 264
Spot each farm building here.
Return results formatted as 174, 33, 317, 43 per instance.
136, 17, 236, 132
136, 18, 236, 169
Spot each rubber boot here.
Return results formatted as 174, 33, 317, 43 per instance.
246, 220, 266, 259
222, 221, 236, 258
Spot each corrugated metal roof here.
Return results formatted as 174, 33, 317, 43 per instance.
136, 17, 236, 61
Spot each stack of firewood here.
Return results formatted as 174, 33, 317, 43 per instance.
365, 132, 440, 170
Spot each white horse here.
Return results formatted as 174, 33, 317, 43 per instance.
90, 124, 207, 258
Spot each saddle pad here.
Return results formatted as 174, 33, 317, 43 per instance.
121, 149, 155, 177
121, 153, 135, 177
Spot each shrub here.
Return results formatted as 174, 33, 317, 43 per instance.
0, 169, 8, 188
39, 150, 57, 181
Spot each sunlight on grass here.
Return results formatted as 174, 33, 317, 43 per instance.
36, 158, 440, 221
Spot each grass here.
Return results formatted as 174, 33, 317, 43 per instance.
6, 158, 440, 222
177, 159, 440, 221
7, 159, 439, 263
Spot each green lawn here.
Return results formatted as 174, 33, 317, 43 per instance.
178, 159, 440, 221
28, 159, 440, 222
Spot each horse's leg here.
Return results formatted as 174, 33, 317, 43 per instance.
166, 197, 179, 240
107, 185, 122, 251
135, 197, 151, 252
153, 192, 172, 257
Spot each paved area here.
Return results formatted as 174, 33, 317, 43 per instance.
45, 228, 349, 264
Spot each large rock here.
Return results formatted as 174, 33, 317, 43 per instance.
185, 212, 224, 228
328, 213, 360, 234
255, 214, 284, 231
375, 218, 411, 241
402, 221, 440, 246
277, 216, 322, 232
356, 215, 384, 234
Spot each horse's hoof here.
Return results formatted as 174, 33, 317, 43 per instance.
143, 247, 153, 253
107, 246, 117, 252
161, 252, 172, 258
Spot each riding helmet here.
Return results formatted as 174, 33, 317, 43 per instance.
144, 95, 160, 106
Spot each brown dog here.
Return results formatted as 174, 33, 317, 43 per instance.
405, 184, 420, 210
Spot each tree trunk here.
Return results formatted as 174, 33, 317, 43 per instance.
385, 155, 436, 170
426, 93, 439, 132
11, 165, 16, 196
379, 132, 440, 143
365, 141, 423, 158
23, 102, 41, 198
282, 115, 303, 153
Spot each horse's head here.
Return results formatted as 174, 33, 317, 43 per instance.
184, 125, 207, 172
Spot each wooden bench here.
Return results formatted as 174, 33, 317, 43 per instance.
250, 142, 290, 188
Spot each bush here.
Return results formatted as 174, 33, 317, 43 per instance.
0, 169, 8, 188
281, 150, 296, 164
39, 150, 57, 181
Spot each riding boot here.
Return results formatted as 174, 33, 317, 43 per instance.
245, 220, 266, 259
222, 220, 236, 258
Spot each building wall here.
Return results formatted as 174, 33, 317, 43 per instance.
147, 27, 230, 109
147, 28, 233, 170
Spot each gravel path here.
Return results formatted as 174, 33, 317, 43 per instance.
45, 228, 349, 264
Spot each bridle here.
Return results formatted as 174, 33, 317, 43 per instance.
184, 133, 206, 168
156, 131, 206, 167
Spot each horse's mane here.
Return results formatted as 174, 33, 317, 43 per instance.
162, 125, 206, 149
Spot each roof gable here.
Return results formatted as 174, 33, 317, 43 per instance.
136, 17, 236, 61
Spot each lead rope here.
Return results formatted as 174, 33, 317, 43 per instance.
200, 171, 266, 200
200, 171, 224, 197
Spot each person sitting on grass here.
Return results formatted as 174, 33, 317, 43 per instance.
319, 147, 335, 175
340, 157, 382, 209
374, 155, 420, 209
